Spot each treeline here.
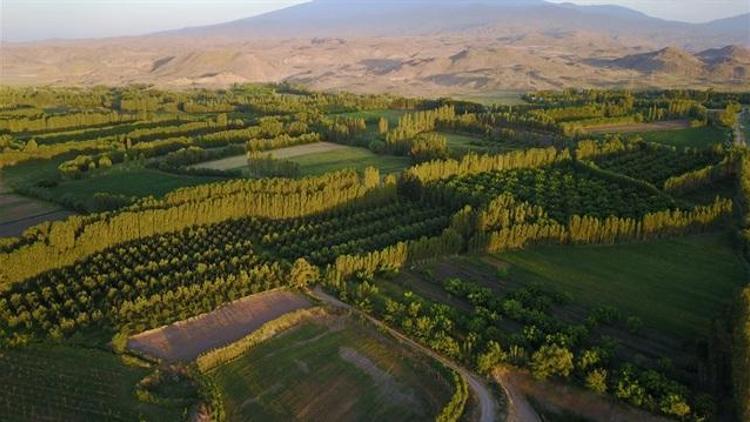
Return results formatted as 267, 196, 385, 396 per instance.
402, 147, 567, 187
663, 155, 735, 193
0, 111, 137, 133
436, 371, 469, 422
196, 307, 326, 372
246, 132, 320, 152
471, 195, 731, 252
385, 106, 455, 145
0, 170, 379, 288
146, 145, 245, 177
247, 152, 300, 178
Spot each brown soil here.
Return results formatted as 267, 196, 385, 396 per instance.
495, 368, 670, 422
128, 289, 312, 362
585, 119, 691, 134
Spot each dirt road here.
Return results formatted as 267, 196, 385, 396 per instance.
495, 370, 541, 422
311, 287, 501, 422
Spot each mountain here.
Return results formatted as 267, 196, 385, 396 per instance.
698, 45, 750, 80
162, 0, 748, 49
2, 0, 748, 94
608, 47, 706, 76
600, 45, 750, 82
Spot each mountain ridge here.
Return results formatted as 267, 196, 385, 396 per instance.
1, 0, 747, 94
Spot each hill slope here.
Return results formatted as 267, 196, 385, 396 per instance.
1, 0, 748, 94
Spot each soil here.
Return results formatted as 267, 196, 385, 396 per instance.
585, 119, 690, 134
128, 289, 312, 362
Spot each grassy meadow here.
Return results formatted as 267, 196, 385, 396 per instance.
208, 318, 454, 422
287, 145, 410, 176
633, 126, 728, 149
496, 232, 746, 337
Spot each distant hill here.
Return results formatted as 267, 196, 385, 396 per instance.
2, 0, 748, 94
603, 45, 749, 82
162, 0, 749, 49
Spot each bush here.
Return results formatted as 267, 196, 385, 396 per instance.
530, 344, 574, 380
585, 369, 608, 394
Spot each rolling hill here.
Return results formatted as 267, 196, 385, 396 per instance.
1, 0, 748, 95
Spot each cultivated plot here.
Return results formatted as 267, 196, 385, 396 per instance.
207, 314, 455, 422
585, 119, 690, 134
128, 289, 312, 361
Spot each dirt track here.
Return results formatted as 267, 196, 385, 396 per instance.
128, 289, 311, 361
311, 287, 501, 422
586, 119, 690, 134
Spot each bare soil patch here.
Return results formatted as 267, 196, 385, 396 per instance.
269, 141, 350, 159
188, 154, 249, 171
495, 368, 669, 422
586, 119, 690, 134
189, 142, 349, 172
128, 289, 312, 362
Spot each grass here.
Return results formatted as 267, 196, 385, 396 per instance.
3, 159, 219, 212
55, 167, 217, 199
633, 126, 727, 149
0, 343, 188, 421
209, 317, 453, 422
433, 131, 491, 153
496, 232, 747, 338
288, 145, 411, 176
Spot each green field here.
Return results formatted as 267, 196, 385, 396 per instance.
54, 166, 217, 199
209, 317, 453, 422
0, 344, 190, 421
497, 232, 746, 337
3, 159, 219, 212
288, 145, 411, 176
432, 131, 491, 152
633, 126, 727, 149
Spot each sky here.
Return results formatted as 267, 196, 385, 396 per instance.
2, 0, 748, 42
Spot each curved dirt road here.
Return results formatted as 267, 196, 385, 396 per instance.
311, 287, 499, 422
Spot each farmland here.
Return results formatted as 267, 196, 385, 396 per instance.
128, 289, 312, 362
207, 314, 455, 421
631, 125, 729, 149
0, 85, 748, 421
497, 232, 746, 337
285, 144, 410, 176
584, 119, 690, 135
0, 344, 193, 421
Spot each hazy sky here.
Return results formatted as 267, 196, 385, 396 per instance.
2, 0, 748, 42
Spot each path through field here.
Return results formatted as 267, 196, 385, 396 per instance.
494, 370, 540, 422
586, 119, 690, 134
311, 287, 503, 422
128, 289, 311, 361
